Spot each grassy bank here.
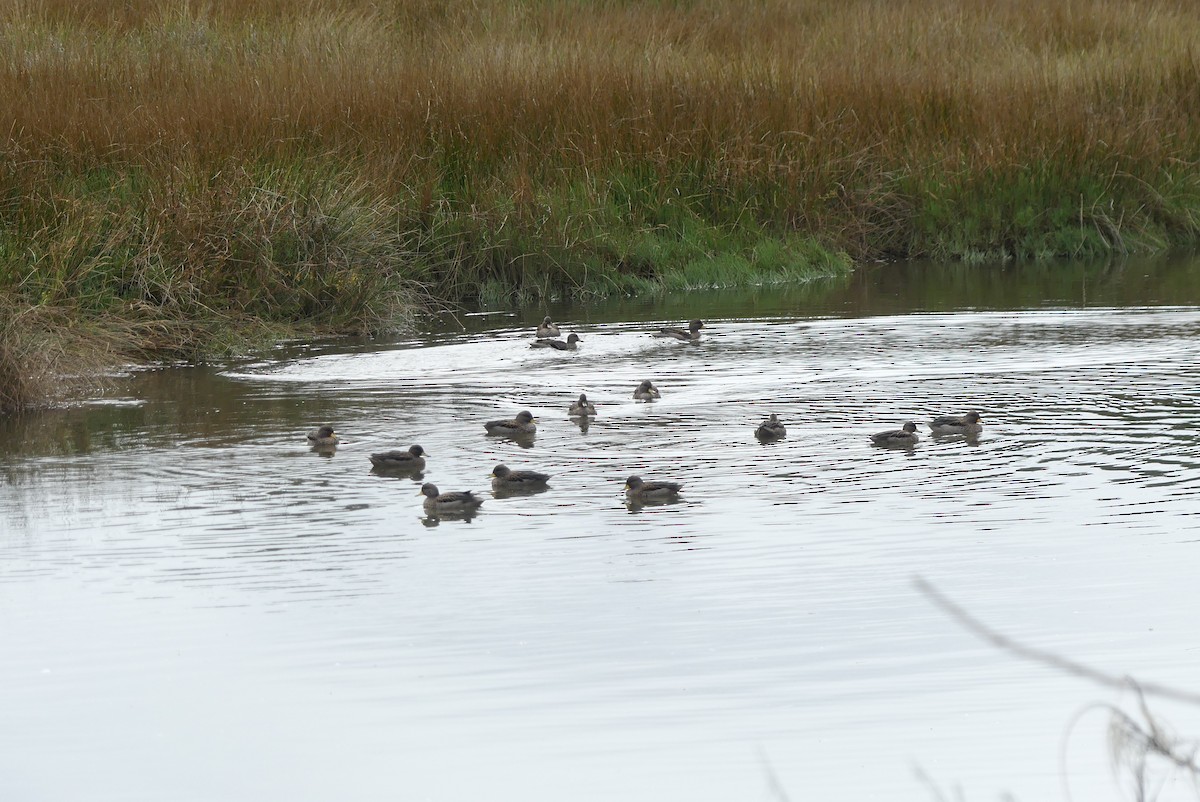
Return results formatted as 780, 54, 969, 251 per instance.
3, 0, 1200, 409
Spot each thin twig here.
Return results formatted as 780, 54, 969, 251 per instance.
913, 577, 1200, 707
757, 747, 792, 802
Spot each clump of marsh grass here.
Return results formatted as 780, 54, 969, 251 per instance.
0, 159, 436, 409
0, 302, 119, 414
3, 159, 428, 332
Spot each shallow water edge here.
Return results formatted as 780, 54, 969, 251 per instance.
3, 255, 1200, 802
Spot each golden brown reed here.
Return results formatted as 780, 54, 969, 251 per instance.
3, 0, 1197, 186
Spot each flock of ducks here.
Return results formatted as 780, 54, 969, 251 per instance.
305, 316, 984, 519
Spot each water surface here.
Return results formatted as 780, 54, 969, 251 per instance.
4, 256, 1200, 801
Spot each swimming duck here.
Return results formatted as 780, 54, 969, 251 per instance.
624, 475, 683, 502
755, 414, 787, 441
632, 380, 661, 401
306, 425, 338, 447
653, 319, 704, 341
530, 333, 580, 351
871, 421, 919, 446
929, 411, 983, 436
569, 393, 597, 417
484, 410, 537, 436
491, 463, 551, 491
536, 316, 561, 338
368, 444, 426, 471
420, 483, 484, 514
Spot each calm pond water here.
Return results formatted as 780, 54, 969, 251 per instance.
4, 256, 1200, 801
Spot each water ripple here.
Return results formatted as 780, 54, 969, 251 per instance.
4, 300, 1200, 802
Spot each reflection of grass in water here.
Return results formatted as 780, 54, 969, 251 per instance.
546, 274, 856, 325
860, 253, 1200, 312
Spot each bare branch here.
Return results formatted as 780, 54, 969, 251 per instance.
913, 577, 1200, 707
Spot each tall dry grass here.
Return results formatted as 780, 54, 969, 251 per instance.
2, 0, 1200, 408
5, 0, 1197, 177
5, 0, 1198, 251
